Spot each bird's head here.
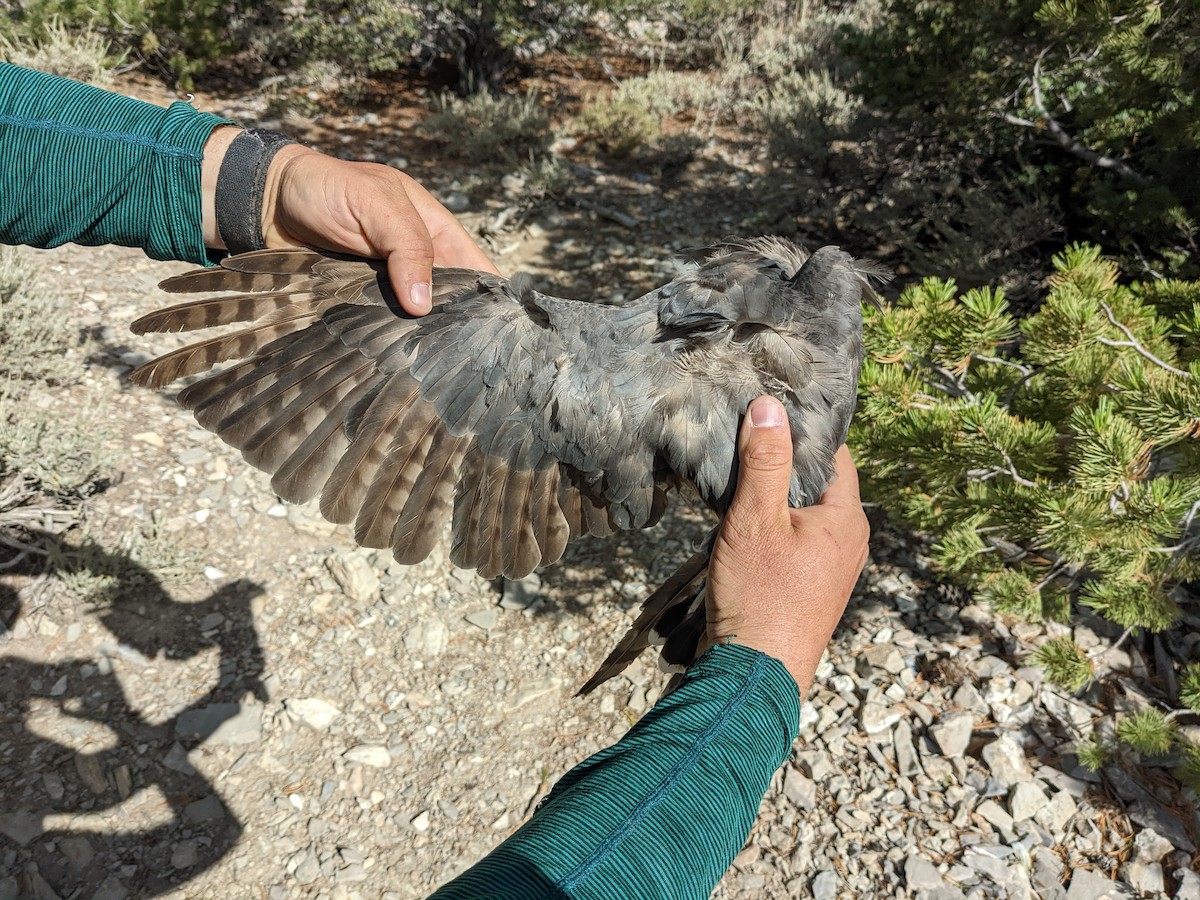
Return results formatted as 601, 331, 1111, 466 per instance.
656, 238, 889, 344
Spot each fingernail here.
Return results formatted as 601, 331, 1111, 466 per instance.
410, 282, 432, 313
749, 396, 785, 427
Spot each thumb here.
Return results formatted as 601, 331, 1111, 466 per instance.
729, 396, 795, 529
368, 183, 436, 316
382, 226, 435, 316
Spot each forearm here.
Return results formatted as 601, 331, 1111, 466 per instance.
0, 63, 231, 263
432, 643, 800, 900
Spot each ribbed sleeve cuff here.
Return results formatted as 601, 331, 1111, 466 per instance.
0, 63, 231, 264
151, 100, 233, 263
683, 641, 802, 739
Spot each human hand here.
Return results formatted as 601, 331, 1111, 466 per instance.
202, 127, 498, 315
706, 396, 870, 694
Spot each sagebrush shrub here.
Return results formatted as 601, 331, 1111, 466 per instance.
756, 69, 861, 172
0, 249, 112, 538
573, 93, 660, 158
0, 248, 78, 393
0, 19, 118, 84
421, 91, 552, 165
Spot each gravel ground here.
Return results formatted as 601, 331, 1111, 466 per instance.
3, 80, 1199, 900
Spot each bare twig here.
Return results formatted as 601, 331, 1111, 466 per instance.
1003, 113, 1039, 129
1096, 301, 1192, 378
0, 550, 29, 570
928, 363, 974, 400
566, 193, 640, 229
973, 353, 1032, 375
996, 446, 1038, 488
1088, 625, 1135, 660
1009, 50, 1153, 188
1150, 499, 1200, 559
0, 531, 49, 556
966, 468, 1008, 482
1033, 560, 1071, 593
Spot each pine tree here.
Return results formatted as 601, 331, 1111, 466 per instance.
853, 243, 1200, 639
851, 0, 1200, 278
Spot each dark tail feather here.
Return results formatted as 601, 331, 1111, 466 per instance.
578, 530, 716, 695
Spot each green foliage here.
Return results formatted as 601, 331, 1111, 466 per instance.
517, 156, 575, 202
0, 250, 112, 556
0, 19, 118, 84
1081, 709, 1200, 785
576, 66, 740, 147
1, 0, 280, 88
851, 0, 1200, 278
0, 247, 77, 394
574, 93, 661, 158
49, 519, 196, 603
1114, 708, 1177, 757
0, 399, 114, 498
854, 244, 1200, 638
1, 0, 146, 46
1180, 741, 1200, 791
1033, 636, 1093, 692
757, 69, 861, 173
1181, 664, 1200, 715
610, 68, 717, 122
412, 0, 653, 94
267, 1, 416, 80
1076, 735, 1111, 772
422, 91, 553, 165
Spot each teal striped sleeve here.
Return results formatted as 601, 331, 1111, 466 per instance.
0, 63, 232, 264
432, 642, 801, 900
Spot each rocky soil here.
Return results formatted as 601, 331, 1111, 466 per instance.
2, 74, 1199, 899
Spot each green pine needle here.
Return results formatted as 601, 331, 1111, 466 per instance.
1181, 664, 1200, 715
1076, 735, 1111, 772
856, 241, 1199, 652
1034, 636, 1094, 692
1178, 741, 1200, 791
1115, 708, 1177, 757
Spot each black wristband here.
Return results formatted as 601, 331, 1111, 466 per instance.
215, 128, 297, 255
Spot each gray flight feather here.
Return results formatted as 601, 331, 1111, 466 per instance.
130, 237, 887, 692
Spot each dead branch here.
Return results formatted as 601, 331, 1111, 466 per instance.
1005, 50, 1153, 189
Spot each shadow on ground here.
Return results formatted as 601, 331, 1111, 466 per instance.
0, 533, 265, 898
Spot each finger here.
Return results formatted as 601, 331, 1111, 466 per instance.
371, 191, 436, 316
729, 396, 795, 530
385, 245, 434, 315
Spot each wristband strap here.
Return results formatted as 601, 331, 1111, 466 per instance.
215, 128, 297, 254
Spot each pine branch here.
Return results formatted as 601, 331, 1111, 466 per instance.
1002, 365, 1043, 408
973, 353, 1032, 375
933, 363, 974, 398
996, 445, 1038, 488
1149, 499, 1200, 559
1096, 300, 1193, 378
1005, 50, 1154, 189
1033, 560, 1072, 592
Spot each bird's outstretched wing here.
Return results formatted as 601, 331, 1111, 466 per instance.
131, 248, 671, 580
132, 240, 879, 692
